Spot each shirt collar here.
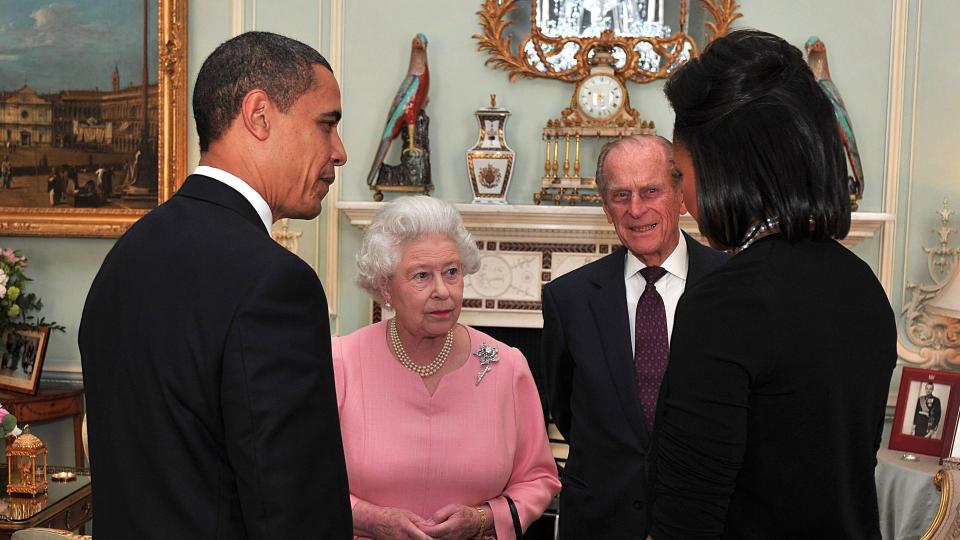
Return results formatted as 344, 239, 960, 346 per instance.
623, 232, 689, 281
193, 165, 273, 234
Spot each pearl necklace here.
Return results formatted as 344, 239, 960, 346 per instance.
388, 318, 454, 378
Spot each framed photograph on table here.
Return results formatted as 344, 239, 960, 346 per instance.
890, 367, 960, 458
0, 0, 187, 238
0, 326, 50, 395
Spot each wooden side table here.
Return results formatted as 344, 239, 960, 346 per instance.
0, 467, 92, 539
0, 386, 84, 468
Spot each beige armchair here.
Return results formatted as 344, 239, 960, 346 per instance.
921, 462, 960, 540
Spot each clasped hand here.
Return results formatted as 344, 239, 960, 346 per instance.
419, 504, 486, 540
362, 502, 485, 540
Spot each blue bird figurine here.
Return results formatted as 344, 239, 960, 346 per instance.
806, 36, 864, 209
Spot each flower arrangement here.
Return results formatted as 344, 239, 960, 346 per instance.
0, 247, 63, 334
0, 405, 20, 438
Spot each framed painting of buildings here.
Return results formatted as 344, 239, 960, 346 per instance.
0, 0, 187, 238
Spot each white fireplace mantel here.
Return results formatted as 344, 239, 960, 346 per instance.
339, 202, 894, 328
339, 201, 892, 247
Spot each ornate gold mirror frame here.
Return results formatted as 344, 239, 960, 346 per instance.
475, 0, 741, 83
0, 0, 188, 238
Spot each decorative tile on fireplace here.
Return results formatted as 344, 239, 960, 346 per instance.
458, 239, 609, 327
552, 252, 606, 280
465, 252, 541, 302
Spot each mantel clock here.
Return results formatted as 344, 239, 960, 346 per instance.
563, 50, 638, 127
536, 48, 656, 206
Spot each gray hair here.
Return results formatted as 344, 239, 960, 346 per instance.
355, 196, 482, 303
595, 135, 675, 199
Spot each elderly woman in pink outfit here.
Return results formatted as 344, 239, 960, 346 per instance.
334, 196, 560, 540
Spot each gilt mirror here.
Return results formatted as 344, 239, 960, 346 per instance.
476, 0, 742, 83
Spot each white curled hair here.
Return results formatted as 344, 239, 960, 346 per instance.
355, 196, 482, 304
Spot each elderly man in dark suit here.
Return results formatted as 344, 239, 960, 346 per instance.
914, 382, 942, 438
79, 32, 351, 539
542, 135, 727, 540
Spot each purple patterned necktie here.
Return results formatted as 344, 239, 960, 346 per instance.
635, 266, 669, 432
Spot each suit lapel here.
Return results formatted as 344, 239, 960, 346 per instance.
174, 174, 269, 235
587, 247, 650, 446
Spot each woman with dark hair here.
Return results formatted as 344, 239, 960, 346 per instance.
649, 30, 897, 539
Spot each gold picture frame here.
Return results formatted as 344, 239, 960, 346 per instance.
0, 0, 188, 238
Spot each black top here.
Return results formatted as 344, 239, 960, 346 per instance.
650, 235, 896, 539
79, 175, 351, 539
542, 233, 728, 539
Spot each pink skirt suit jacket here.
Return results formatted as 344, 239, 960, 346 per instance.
332, 321, 561, 540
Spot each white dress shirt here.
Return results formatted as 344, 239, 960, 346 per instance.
193, 165, 273, 234
625, 233, 689, 352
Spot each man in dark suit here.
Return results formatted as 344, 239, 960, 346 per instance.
914, 382, 942, 438
79, 32, 351, 539
542, 136, 727, 539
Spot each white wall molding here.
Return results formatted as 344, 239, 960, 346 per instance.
893, 0, 926, 372
898, 0, 924, 308
324, 0, 345, 333
231, 0, 244, 36
881, 0, 909, 297
309, 0, 325, 276
340, 202, 891, 248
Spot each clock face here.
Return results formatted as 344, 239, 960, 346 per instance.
577, 74, 624, 120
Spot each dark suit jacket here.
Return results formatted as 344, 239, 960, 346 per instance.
913, 394, 941, 437
650, 236, 896, 539
79, 175, 351, 539
542, 232, 728, 539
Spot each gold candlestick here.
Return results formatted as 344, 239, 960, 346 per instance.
543, 122, 552, 177
573, 133, 581, 177
552, 133, 560, 179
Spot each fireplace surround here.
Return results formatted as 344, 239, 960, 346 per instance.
340, 202, 892, 329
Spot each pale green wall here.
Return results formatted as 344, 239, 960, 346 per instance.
334, 0, 900, 333
1, 1, 957, 433
894, 0, 960, 307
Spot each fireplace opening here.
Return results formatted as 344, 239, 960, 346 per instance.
473, 325, 547, 418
